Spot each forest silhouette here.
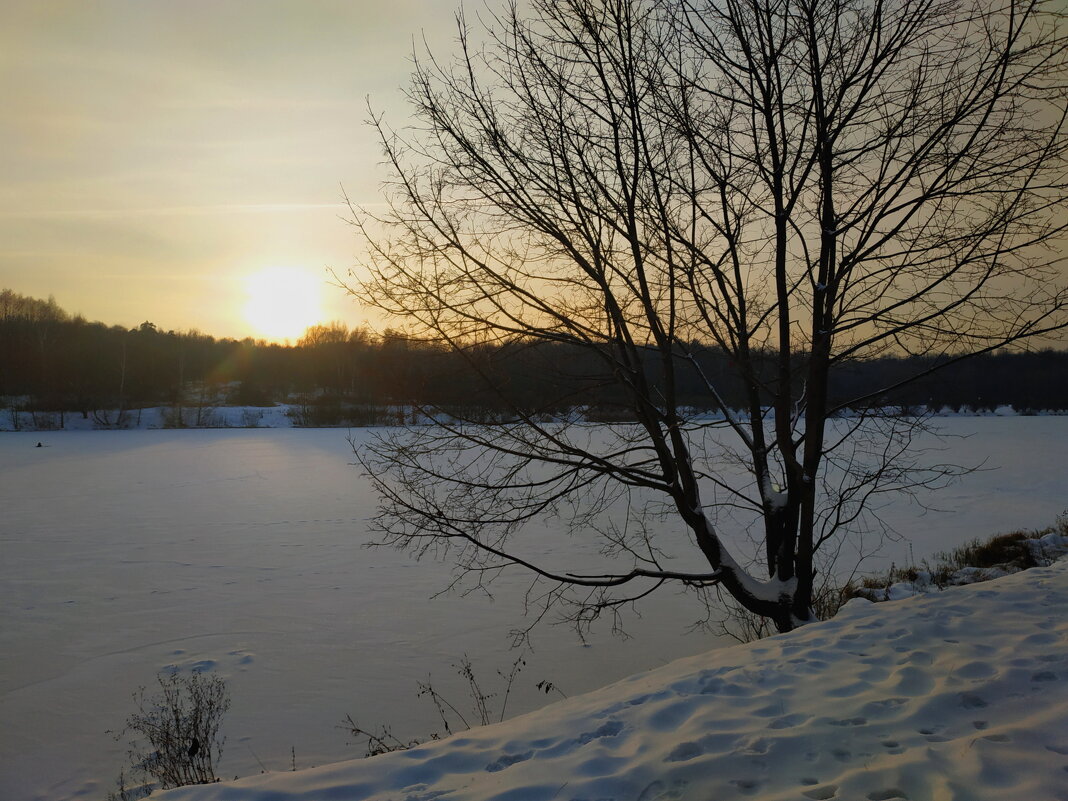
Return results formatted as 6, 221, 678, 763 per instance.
2, 288, 1065, 427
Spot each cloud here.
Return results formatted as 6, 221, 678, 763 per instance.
0, 203, 348, 220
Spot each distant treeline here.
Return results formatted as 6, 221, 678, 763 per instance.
1, 288, 1065, 426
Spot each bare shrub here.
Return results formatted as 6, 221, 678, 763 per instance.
342, 652, 560, 757
108, 671, 230, 798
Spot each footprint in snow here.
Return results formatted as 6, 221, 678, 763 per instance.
485, 751, 533, 772
664, 741, 703, 763
954, 661, 996, 679
902, 651, 933, 666
637, 780, 686, 801
826, 681, 872, 698
648, 699, 697, 731
859, 665, 891, 682
768, 713, 811, 729
890, 666, 934, 696
538, 719, 624, 758
861, 697, 909, 716
730, 778, 761, 795
918, 724, 949, 742
1022, 632, 1059, 645
802, 785, 838, 800
731, 736, 771, 757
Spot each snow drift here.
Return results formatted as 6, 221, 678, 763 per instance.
160, 558, 1068, 801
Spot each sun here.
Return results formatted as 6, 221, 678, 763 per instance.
243, 266, 325, 342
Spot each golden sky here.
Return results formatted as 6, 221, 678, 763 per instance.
0, 0, 468, 341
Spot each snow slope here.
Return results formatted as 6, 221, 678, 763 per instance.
161, 559, 1068, 801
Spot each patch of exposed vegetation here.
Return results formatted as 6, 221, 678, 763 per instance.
716, 514, 1068, 642
845, 513, 1068, 604
341, 651, 565, 758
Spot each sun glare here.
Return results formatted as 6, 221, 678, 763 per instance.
243, 266, 324, 342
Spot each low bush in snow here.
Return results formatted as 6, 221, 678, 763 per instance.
107, 671, 230, 800
848, 513, 1068, 603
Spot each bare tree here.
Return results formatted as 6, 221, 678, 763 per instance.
346, 0, 1067, 633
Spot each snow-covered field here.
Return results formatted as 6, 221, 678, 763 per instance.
1, 419, 1065, 800
160, 558, 1068, 801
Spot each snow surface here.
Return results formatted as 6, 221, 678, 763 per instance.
160, 558, 1068, 801
2, 420, 1066, 800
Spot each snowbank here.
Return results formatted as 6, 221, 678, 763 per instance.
0, 405, 299, 431
853, 531, 1068, 602
160, 559, 1068, 801
4, 403, 1065, 432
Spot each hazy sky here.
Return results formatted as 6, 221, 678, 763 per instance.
0, 1, 479, 341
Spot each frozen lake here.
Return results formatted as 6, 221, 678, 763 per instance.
1, 419, 1065, 800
